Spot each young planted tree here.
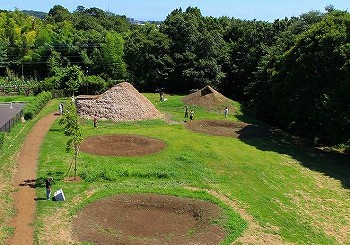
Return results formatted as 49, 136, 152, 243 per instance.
59, 100, 82, 179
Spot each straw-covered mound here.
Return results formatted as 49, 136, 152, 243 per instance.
76, 82, 162, 122
182, 85, 235, 113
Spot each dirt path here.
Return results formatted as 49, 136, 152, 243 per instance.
7, 113, 57, 245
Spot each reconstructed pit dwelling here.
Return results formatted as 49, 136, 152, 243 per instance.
76, 82, 162, 122
182, 85, 235, 113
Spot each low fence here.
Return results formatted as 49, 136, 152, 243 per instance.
0, 103, 26, 132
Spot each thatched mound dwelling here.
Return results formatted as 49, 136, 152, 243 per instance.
76, 82, 162, 122
182, 85, 235, 113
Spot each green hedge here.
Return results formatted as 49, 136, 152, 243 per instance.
0, 132, 4, 151
23, 91, 52, 120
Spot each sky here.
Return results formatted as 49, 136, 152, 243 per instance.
0, 0, 349, 22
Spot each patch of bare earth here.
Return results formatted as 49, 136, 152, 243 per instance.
185, 120, 271, 138
72, 194, 227, 245
80, 134, 166, 156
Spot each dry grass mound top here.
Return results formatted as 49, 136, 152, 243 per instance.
186, 120, 271, 138
73, 194, 227, 245
76, 82, 162, 122
80, 134, 166, 156
183, 85, 235, 113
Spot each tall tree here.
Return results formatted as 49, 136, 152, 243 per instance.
219, 19, 275, 100
160, 7, 225, 92
124, 24, 172, 91
47, 5, 71, 23
266, 11, 350, 144
100, 31, 126, 80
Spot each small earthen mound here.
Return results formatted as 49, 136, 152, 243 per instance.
80, 134, 166, 156
73, 194, 227, 245
183, 85, 235, 113
185, 120, 271, 138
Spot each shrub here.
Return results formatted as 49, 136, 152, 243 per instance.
23, 91, 52, 120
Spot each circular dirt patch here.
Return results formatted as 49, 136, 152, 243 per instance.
80, 134, 166, 156
73, 194, 227, 245
185, 120, 271, 138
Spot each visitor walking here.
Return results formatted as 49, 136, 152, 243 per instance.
59, 102, 64, 115
224, 107, 228, 118
184, 106, 189, 118
190, 110, 194, 121
45, 177, 53, 200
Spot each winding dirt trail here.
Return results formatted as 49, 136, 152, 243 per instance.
7, 113, 57, 245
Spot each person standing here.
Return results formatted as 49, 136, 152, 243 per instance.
93, 114, 98, 128
190, 110, 194, 121
45, 177, 53, 200
184, 106, 189, 118
224, 107, 228, 118
159, 89, 164, 101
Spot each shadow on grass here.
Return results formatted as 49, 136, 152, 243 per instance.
237, 116, 350, 189
19, 179, 36, 188
49, 128, 63, 132
35, 171, 65, 188
34, 197, 47, 201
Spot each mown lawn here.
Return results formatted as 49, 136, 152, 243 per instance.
34, 94, 350, 244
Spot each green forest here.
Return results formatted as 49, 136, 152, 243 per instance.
0, 5, 349, 150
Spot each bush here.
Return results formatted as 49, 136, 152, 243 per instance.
23, 91, 52, 120
0, 132, 4, 151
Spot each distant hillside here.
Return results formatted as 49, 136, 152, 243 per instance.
20, 9, 160, 24
22, 10, 47, 19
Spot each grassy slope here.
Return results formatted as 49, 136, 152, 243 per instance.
35, 94, 350, 244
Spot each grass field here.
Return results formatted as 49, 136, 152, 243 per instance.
4, 93, 350, 244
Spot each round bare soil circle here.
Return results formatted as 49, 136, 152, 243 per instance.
80, 134, 166, 156
73, 194, 227, 245
185, 120, 271, 138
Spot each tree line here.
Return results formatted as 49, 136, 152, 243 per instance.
0, 5, 349, 149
